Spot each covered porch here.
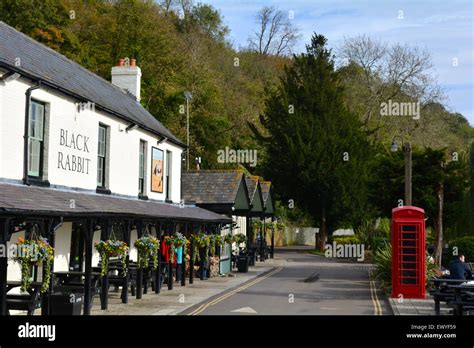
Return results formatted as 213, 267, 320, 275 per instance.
0, 182, 230, 316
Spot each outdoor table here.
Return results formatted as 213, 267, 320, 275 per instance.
6, 281, 43, 315
54, 271, 101, 285
430, 278, 468, 314
446, 283, 474, 315
6, 281, 43, 293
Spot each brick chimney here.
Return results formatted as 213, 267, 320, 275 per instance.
111, 58, 141, 102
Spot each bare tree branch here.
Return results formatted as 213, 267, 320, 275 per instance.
248, 6, 300, 57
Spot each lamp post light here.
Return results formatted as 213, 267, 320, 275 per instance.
391, 136, 412, 206
184, 91, 192, 171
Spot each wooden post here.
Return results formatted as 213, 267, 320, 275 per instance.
270, 217, 275, 259
168, 222, 174, 290
100, 221, 110, 309
181, 223, 187, 286
200, 224, 205, 280
136, 221, 143, 299
0, 218, 10, 316
41, 218, 58, 315
155, 221, 162, 294
189, 225, 194, 284
83, 219, 93, 316
122, 219, 131, 304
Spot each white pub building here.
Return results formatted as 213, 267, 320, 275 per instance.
0, 21, 230, 315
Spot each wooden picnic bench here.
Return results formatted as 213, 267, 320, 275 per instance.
447, 283, 474, 316
53, 271, 101, 307
6, 281, 43, 315
429, 278, 468, 315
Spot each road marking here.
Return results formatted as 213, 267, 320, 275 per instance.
153, 308, 176, 315
231, 306, 258, 313
369, 270, 382, 315
188, 267, 283, 315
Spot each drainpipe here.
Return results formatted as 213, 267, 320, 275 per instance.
23, 82, 41, 185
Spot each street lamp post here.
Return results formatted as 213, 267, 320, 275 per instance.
184, 91, 192, 171
391, 136, 412, 206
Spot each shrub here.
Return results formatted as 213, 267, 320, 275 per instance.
448, 236, 474, 263
372, 236, 390, 250
373, 242, 392, 290
332, 235, 361, 245
373, 241, 440, 291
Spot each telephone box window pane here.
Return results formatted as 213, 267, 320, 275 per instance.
401, 278, 417, 285
401, 255, 416, 262
402, 248, 417, 255
402, 233, 416, 240
401, 240, 416, 247
402, 225, 416, 231
402, 270, 417, 277
401, 263, 416, 270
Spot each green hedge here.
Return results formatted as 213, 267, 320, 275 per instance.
332, 235, 361, 245
448, 236, 474, 263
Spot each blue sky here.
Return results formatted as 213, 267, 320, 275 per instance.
204, 0, 474, 125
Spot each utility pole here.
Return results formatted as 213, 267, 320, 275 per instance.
404, 142, 412, 206
391, 137, 412, 206
184, 91, 192, 171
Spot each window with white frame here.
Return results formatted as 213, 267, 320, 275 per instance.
139, 140, 147, 195
28, 100, 45, 177
97, 124, 107, 187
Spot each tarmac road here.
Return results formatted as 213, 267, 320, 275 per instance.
182, 248, 391, 315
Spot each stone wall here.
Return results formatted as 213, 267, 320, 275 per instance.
267, 226, 319, 246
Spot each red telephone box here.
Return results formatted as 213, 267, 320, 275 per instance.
391, 206, 426, 299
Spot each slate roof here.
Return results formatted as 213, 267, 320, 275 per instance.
0, 182, 230, 223
0, 21, 183, 147
260, 181, 272, 206
181, 171, 244, 205
245, 176, 260, 203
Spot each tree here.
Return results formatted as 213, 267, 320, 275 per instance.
247, 6, 300, 57
338, 35, 443, 144
370, 147, 470, 265
0, 0, 74, 51
252, 33, 374, 249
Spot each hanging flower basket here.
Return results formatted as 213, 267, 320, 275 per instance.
224, 234, 234, 245
191, 233, 210, 263
95, 240, 129, 277
209, 234, 224, 256
134, 236, 160, 269
14, 237, 54, 293
234, 234, 247, 245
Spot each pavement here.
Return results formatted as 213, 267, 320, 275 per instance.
388, 297, 453, 315
90, 260, 278, 315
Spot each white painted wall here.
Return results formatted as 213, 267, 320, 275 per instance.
232, 216, 247, 236
129, 229, 138, 262
0, 76, 183, 203
7, 231, 24, 282
54, 222, 72, 272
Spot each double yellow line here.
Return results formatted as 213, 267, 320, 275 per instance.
369, 270, 382, 315
188, 267, 283, 316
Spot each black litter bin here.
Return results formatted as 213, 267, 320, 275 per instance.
49, 293, 83, 315
248, 250, 256, 266
237, 255, 249, 273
